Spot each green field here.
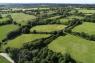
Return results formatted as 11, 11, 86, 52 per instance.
78, 9, 95, 14
59, 15, 83, 25
72, 22, 95, 35
5, 34, 49, 48
59, 18, 71, 25
48, 34, 95, 63
11, 13, 36, 25
30, 24, 65, 32
47, 16, 60, 19
47, 11, 56, 15
2, 13, 36, 25
67, 15, 83, 19
0, 56, 10, 63
0, 24, 19, 42
26, 8, 50, 10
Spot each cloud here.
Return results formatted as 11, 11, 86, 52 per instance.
0, 0, 95, 4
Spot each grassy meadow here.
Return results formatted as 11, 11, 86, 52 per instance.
2, 13, 36, 25
0, 24, 19, 42
78, 9, 95, 14
30, 24, 66, 32
5, 34, 49, 48
48, 34, 95, 63
72, 22, 95, 35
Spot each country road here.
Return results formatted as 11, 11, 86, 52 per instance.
0, 53, 14, 63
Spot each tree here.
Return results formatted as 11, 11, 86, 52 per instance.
0, 14, 2, 18
6, 15, 13, 21
64, 53, 76, 63
21, 27, 30, 33
32, 30, 37, 33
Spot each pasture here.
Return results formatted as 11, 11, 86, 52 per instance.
67, 15, 83, 19
59, 18, 71, 25
78, 9, 95, 14
48, 34, 95, 63
2, 13, 36, 25
72, 22, 95, 35
47, 16, 60, 19
0, 24, 19, 42
5, 34, 49, 48
59, 15, 83, 25
30, 24, 66, 32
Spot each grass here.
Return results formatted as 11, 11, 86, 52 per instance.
59, 18, 71, 25
0, 56, 11, 63
48, 34, 95, 63
47, 16, 60, 19
78, 9, 95, 14
26, 8, 50, 10
72, 22, 95, 35
11, 13, 36, 25
59, 15, 83, 25
67, 15, 83, 19
47, 11, 56, 15
30, 24, 66, 32
2, 13, 36, 25
5, 34, 49, 48
0, 24, 19, 42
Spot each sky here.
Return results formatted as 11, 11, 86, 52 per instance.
0, 0, 95, 4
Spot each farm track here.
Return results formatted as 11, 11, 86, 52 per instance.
0, 53, 14, 63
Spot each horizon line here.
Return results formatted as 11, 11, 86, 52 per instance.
0, 3, 95, 4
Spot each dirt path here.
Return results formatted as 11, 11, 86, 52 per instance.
0, 53, 14, 63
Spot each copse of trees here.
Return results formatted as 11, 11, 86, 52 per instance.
5, 15, 13, 21
0, 14, 13, 26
